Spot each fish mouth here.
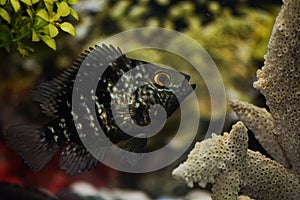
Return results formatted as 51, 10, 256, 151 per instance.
180, 72, 196, 90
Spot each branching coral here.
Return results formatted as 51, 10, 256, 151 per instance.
229, 99, 289, 168
172, 0, 300, 199
172, 122, 248, 199
253, 0, 300, 179
172, 122, 300, 199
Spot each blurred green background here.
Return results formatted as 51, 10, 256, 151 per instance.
0, 0, 281, 199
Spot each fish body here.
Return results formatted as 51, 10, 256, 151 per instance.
4, 45, 195, 175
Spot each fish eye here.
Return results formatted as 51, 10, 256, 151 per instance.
154, 72, 170, 86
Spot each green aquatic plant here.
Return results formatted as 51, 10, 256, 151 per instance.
0, 0, 78, 55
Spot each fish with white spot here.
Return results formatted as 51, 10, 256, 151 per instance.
3, 45, 195, 175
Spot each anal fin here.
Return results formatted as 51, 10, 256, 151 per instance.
116, 136, 147, 153
59, 143, 102, 175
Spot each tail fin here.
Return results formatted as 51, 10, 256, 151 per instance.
3, 125, 60, 172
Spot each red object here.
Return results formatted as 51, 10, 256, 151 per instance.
0, 143, 118, 193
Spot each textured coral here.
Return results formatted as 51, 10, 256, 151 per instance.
173, 0, 300, 199
237, 195, 254, 200
229, 99, 289, 167
253, 0, 300, 179
173, 122, 300, 200
173, 122, 248, 199
241, 150, 299, 199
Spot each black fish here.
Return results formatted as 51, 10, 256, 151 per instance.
3, 45, 195, 175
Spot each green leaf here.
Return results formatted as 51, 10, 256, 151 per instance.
49, 23, 58, 37
31, 29, 40, 41
20, 0, 31, 5
41, 24, 49, 35
32, 0, 39, 4
40, 35, 56, 50
26, 8, 33, 19
33, 15, 48, 28
10, 0, 20, 12
36, 9, 49, 21
68, 0, 77, 5
44, 0, 55, 4
51, 12, 60, 21
17, 43, 33, 56
17, 46, 29, 56
0, 7, 11, 23
44, 1, 53, 12
57, 1, 70, 17
0, 29, 10, 43
60, 22, 76, 36
0, 0, 7, 6
70, 7, 78, 20
25, 45, 34, 52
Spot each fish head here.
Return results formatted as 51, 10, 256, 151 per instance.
128, 61, 196, 123
156, 70, 196, 117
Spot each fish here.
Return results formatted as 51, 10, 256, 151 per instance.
0, 182, 58, 200
3, 44, 195, 175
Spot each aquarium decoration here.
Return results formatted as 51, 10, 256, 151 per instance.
172, 0, 300, 199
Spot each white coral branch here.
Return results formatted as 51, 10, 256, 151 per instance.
172, 122, 300, 199
253, 0, 300, 178
229, 99, 289, 167
172, 0, 300, 198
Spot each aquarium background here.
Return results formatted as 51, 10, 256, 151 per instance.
0, 0, 281, 199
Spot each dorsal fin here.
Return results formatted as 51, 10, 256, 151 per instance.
31, 44, 123, 118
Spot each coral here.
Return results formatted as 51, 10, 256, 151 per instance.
253, 0, 300, 179
172, 122, 248, 199
237, 195, 254, 200
241, 150, 299, 199
229, 99, 289, 167
173, 0, 300, 199
173, 122, 300, 200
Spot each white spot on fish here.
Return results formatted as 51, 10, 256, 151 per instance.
76, 123, 82, 130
